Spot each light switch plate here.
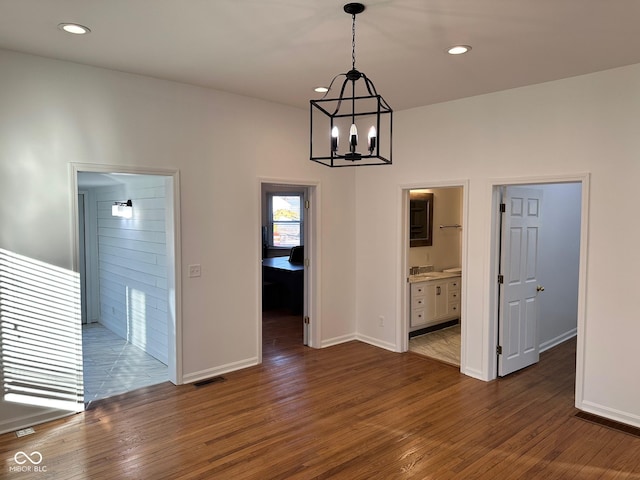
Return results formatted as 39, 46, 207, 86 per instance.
188, 264, 201, 277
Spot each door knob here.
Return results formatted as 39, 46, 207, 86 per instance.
536, 285, 545, 292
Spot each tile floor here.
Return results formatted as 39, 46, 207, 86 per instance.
409, 324, 461, 366
82, 323, 168, 405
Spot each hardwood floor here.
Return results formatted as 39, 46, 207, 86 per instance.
2, 314, 640, 479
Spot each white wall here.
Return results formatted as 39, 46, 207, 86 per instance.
536, 183, 581, 351
408, 187, 463, 271
94, 177, 169, 364
0, 49, 356, 429
355, 64, 640, 427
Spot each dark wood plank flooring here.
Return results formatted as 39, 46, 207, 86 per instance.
2, 312, 639, 479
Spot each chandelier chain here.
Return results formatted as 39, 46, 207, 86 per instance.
351, 13, 356, 70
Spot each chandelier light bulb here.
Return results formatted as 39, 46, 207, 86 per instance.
349, 124, 358, 148
368, 126, 377, 153
331, 126, 339, 152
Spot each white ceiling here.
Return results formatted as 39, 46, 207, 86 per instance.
2, 0, 640, 111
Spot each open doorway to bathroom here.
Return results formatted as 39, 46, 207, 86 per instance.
75, 167, 180, 406
406, 186, 464, 366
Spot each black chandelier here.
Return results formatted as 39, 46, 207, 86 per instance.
310, 3, 392, 167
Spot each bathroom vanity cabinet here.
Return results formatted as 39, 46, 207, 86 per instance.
410, 276, 461, 329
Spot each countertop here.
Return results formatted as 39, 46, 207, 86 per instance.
409, 272, 461, 283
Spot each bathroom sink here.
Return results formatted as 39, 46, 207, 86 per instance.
413, 271, 447, 278
410, 270, 461, 281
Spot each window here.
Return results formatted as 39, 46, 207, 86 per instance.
268, 193, 303, 247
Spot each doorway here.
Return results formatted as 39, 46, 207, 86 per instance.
489, 177, 588, 386
260, 180, 317, 359
405, 186, 464, 365
400, 181, 468, 366
72, 164, 182, 404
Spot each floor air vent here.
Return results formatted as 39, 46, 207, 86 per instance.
194, 376, 226, 388
575, 411, 640, 438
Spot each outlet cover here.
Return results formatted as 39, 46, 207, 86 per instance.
188, 264, 201, 277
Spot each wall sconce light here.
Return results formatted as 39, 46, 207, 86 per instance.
112, 200, 133, 219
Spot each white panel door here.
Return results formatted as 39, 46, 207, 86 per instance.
498, 187, 544, 376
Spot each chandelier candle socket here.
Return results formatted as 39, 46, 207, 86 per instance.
310, 3, 392, 167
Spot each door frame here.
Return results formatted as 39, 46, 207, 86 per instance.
258, 178, 320, 358
70, 163, 183, 385
487, 174, 590, 406
398, 179, 470, 366
77, 190, 89, 324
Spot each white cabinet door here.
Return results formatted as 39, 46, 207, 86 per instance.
434, 282, 448, 318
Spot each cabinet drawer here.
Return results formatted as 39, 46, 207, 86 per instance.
448, 279, 460, 291
448, 290, 460, 302
412, 296, 427, 309
449, 303, 460, 315
411, 283, 427, 296
410, 308, 426, 327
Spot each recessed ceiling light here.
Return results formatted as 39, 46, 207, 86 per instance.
58, 23, 91, 35
314, 87, 329, 93
447, 45, 471, 55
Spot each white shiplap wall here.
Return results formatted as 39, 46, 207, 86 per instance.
96, 178, 168, 364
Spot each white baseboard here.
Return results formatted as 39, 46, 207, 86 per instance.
0, 410, 77, 436
320, 332, 398, 353
355, 334, 397, 352
579, 400, 640, 429
540, 328, 577, 353
460, 366, 486, 381
182, 357, 259, 384
320, 333, 357, 348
